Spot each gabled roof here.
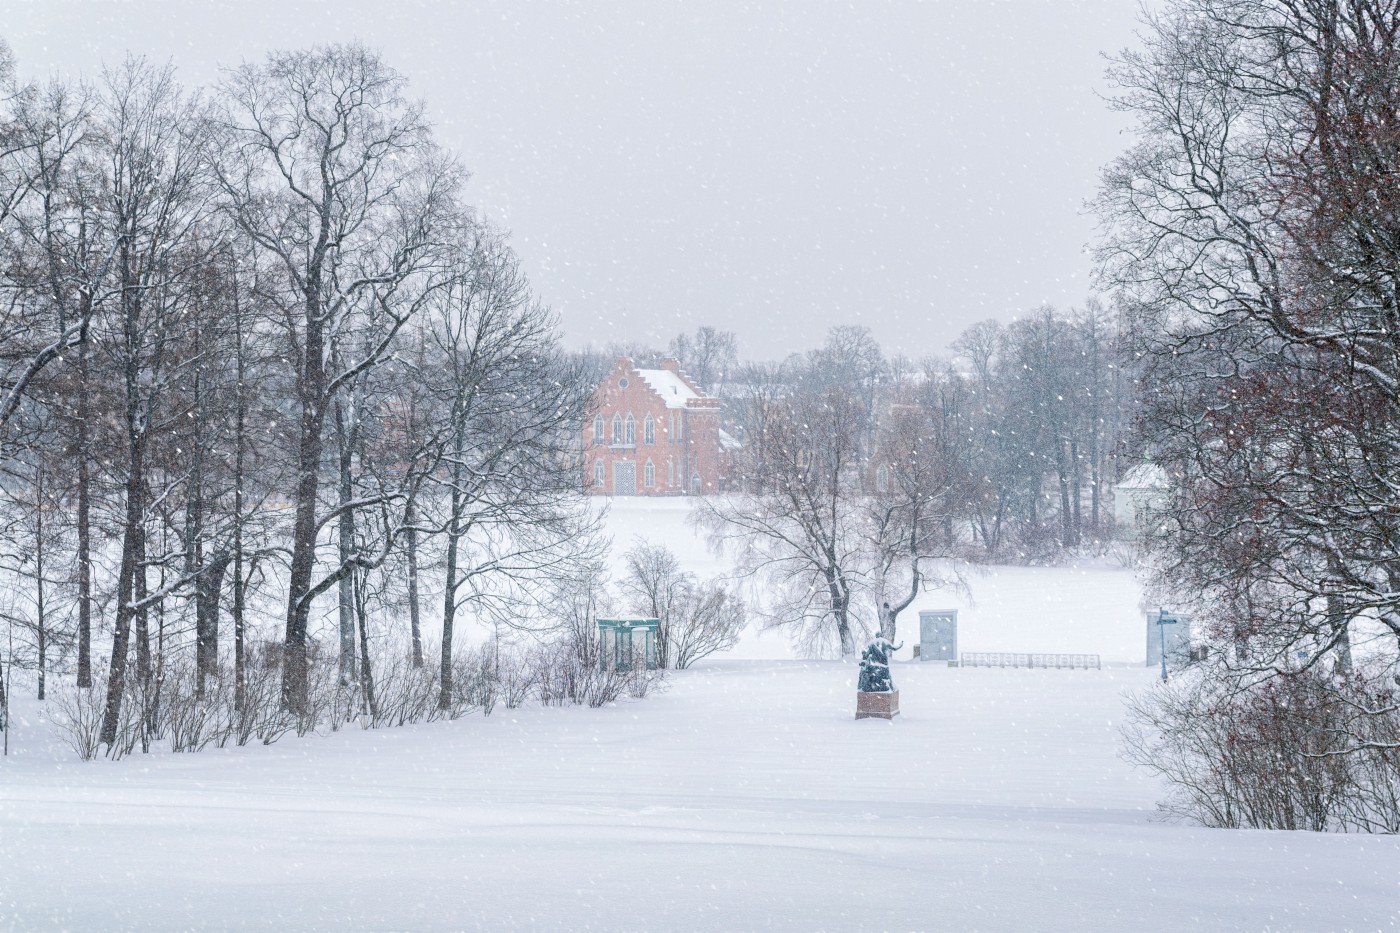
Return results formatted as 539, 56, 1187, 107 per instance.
1116, 464, 1170, 490
636, 368, 703, 409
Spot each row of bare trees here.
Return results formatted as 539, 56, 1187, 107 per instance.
698, 319, 1134, 657
0, 41, 603, 754
1099, 0, 1400, 830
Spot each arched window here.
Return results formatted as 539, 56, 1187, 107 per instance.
593, 461, 605, 488
644, 459, 655, 487
624, 413, 636, 446
667, 460, 675, 485
691, 472, 702, 494
611, 413, 622, 445
593, 415, 604, 446
643, 414, 655, 445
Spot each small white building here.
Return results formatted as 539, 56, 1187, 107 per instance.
1113, 464, 1170, 538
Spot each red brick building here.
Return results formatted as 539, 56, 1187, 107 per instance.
584, 357, 731, 496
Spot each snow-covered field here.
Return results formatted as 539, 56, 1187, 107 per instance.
3, 498, 1398, 931
4, 664, 1399, 931
600, 497, 1149, 663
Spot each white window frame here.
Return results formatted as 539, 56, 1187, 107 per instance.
644, 459, 655, 487
643, 414, 655, 445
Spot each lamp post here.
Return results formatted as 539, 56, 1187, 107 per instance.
1156, 608, 1179, 682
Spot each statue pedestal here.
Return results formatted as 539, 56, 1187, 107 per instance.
855, 690, 900, 720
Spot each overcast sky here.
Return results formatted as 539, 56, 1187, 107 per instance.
6, 0, 1144, 360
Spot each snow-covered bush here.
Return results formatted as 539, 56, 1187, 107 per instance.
231, 660, 296, 747
47, 632, 665, 762
46, 681, 107, 761
619, 541, 747, 669
1122, 664, 1400, 832
162, 661, 236, 753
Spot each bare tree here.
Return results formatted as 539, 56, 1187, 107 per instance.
702, 364, 869, 658
667, 325, 737, 395
421, 229, 600, 710
1097, 0, 1400, 668
619, 541, 690, 669
214, 44, 460, 714
1097, 0, 1400, 832
867, 364, 973, 639
87, 59, 219, 746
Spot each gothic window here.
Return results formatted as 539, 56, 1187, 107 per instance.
643, 414, 655, 445
624, 413, 636, 446
612, 413, 622, 445
593, 415, 604, 446
644, 460, 655, 487
594, 461, 605, 487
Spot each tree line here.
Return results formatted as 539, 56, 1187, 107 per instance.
0, 42, 603, 750
646, 311, 1140, 658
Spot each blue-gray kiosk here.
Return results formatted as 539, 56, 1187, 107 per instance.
918, 610, 958, 662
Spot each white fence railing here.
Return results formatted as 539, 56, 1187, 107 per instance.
959, 652, 1101, 670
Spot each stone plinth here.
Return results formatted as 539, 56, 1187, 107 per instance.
855, 690, 900, 720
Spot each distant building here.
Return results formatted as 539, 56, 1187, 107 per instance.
583, 357, 734, 496
1113, 464, 1170, 537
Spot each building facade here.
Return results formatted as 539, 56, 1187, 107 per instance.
584, 357, 729, 496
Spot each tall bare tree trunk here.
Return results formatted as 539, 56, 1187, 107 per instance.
232, 277, 247, 712
282, 302, 327, 715
101, 231, 150, 745
35, 469, 47, 701
75, 337, 93, 689
335, 397, 357, 685
99, 443, 145, 746
406, 499, 424, 669
196, 553, 231, 697
438, 462, 464, 711
134, 503, 150, 686
353, 567, 376, 718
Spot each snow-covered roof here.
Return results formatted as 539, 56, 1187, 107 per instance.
1115, 464, 1170, 490
719, 428, 741, 451
636, 368, 703, 409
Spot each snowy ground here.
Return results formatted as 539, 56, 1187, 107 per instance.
601, 497, 1149, 662
3, 500, 1398, 930
3, 664, 1399, 931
